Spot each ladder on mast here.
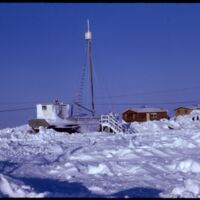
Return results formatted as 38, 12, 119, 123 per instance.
75, 19, 95, 117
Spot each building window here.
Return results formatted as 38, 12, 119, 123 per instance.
42, 105, 47, 110
150, 113, 157, 119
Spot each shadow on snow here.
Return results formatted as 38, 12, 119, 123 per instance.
8, 176, 163, 198
0, 160, 19, 176
110, 187, 162, 198
0, 161, 162, 198
8, 176, 101, 198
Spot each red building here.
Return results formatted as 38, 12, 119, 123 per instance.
122, 108, 168, 123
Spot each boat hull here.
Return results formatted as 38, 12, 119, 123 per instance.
28, 119, 80, 133
28, 116, 101, 133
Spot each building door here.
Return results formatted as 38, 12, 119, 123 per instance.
146, 113, 150, 121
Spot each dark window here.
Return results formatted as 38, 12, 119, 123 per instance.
42, 105, 47, 110
150, 113, 157, 119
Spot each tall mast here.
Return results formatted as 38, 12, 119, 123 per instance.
85, 19, 95, 116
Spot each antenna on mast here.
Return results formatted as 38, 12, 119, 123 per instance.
85, 19, 92, 40
85, 19, 95, 116
87, 19, 90, 32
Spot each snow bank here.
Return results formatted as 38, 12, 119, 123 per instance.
175, 159, 200, 173
130, 112, 200, 133
170, 179, 200, 198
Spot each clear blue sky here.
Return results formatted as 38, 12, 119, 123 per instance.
1, 3, 200, 128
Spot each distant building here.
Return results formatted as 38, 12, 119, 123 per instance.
175, 106, 200, 117
122, 108, 168, 123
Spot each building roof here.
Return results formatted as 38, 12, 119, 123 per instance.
37, 103, 67, 106
175, 106, 200, 111
124, 107, 167, 113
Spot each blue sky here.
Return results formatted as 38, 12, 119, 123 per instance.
0, 3, 200, 128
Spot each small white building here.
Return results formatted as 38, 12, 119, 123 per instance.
36, 100, 72, 120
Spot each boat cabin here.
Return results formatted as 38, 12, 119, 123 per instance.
36, 100, 72, 120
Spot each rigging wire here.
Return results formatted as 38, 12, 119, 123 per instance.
92, 58, 114, 113
73, 40, 88, 115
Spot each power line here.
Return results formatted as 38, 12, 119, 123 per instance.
0, 100, 50, 107
88, 99, 200, 106
95, 86, 200, 99
0, 99, 199, 114
0, 107, 35, 113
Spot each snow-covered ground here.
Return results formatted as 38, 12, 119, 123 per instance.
1, 111, 200, 197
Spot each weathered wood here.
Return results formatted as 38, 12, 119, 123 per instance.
122, 109, 168, 123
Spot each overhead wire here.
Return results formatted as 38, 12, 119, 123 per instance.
95, 86, 200, 99
0, 86, 199, 113
0, 107, 35, 113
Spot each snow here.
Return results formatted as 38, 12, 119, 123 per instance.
1, 112, 200, 197
0, 174, 47, 197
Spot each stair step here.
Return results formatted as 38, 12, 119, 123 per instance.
100, 113, 135, 134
